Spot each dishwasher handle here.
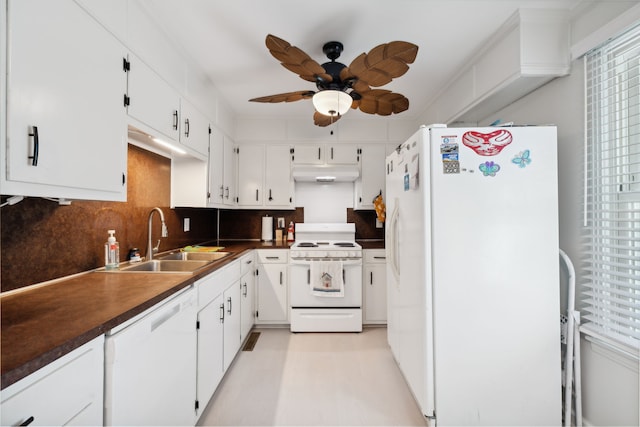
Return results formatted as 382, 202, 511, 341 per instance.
150, 303, 180, 332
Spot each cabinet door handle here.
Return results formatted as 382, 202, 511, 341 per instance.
268, 189, 273, 201
227, 297, 232, 315
370, 272, 373, 285
172, 110, 179, 130
256, 189, 259, 201
245, 259, 253, 265
342, 268, 345, 284
266, 256, 279, 260
243, 283, 248, 297
331, 147, 334, 159
307, 268, 310, 284
279, 271, 283, 285
225, 186, 229, 199
19, 416, 34, 426
219, 185, 224, 199
373, 256, 386, 260
184, 118, 190, 137
318, 147, 321, 160
220, 303, 225, 323
28, 126, 39, 166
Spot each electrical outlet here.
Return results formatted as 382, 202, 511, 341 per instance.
184, 218, 190, 232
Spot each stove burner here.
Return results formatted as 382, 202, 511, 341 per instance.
334, 242, 356, 247
297, 242, 318, 247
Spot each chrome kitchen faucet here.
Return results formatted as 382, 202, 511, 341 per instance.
146, 207, 168, 260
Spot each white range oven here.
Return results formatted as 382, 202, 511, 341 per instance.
289, 223, 362, 332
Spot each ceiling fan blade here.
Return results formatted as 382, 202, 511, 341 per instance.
313, 111, 343, 127
266, 34, 332, 83
356, 90, 409, 116
342, 41, 418, 88
249, 90, 315, 103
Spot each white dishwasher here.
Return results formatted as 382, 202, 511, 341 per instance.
104, 286, 197, 426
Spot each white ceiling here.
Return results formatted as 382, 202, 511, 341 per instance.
142, 0, 581, 124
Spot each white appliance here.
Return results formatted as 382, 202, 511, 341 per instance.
290, 223, 363, 332
104, 287, 198, 426
386, 125, 561, 425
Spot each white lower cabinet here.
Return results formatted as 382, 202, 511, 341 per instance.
196, 291, 224, 420
195, 258, 243, 420
104, 287, 198, 426
222, 279, 241, 372
239, 252, 256, 342
0, 336, 104, 427
363, 249, 387, 324
255, 250, 289, 324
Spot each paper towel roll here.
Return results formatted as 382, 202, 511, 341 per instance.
261, 216, 273, 241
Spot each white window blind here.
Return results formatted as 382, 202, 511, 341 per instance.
583, 23, 640, 352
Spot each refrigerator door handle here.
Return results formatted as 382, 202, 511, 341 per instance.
387, 199, 401, 283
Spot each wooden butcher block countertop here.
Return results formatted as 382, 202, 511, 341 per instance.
1, 241, 289, 389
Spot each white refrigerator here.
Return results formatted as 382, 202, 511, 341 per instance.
385, 125, 561, 426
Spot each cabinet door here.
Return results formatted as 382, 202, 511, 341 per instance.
208, 126, 224, 207
256, 263, 288, 323
223, 281, 241, 371
364, 262, 387, 323
5, 0, 127, 200
265, 145, 293, 208
180, 100, 209, 157
292, 144, 324, 164
240, 268, 255, 342
327, 144, 359, 164
355, 144, 386, 210
196, 294, 224, 417
237, 145, 264, 207
223, 137, 237, 206
0, 336, 104, 427
127, 54, 181, 142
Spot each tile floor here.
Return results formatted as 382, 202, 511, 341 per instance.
197, 327, 428, 426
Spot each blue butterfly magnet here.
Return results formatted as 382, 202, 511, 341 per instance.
512, 149, 532, 168
479, 161, 500, 177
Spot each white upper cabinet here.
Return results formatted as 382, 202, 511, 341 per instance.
265, 145, 294, 208
208, 126, 236, 208
292, 144, 358, 166
355, 144, 386, 210
126, 54, 181, 143
327, 144, 359, 165
2, 0, 127, 201
292, 144, 324, 165
179, 100, 210, 158
237, 145, 264, 207
237, 144, 294, 209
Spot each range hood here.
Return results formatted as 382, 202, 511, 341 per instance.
292, 165, 360, 182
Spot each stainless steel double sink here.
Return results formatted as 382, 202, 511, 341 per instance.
110, 251, 231, 273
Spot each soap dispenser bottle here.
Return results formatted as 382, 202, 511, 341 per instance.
105, 229, 120, 270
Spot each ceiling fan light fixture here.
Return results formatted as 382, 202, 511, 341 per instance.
312, 90, 351, 117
